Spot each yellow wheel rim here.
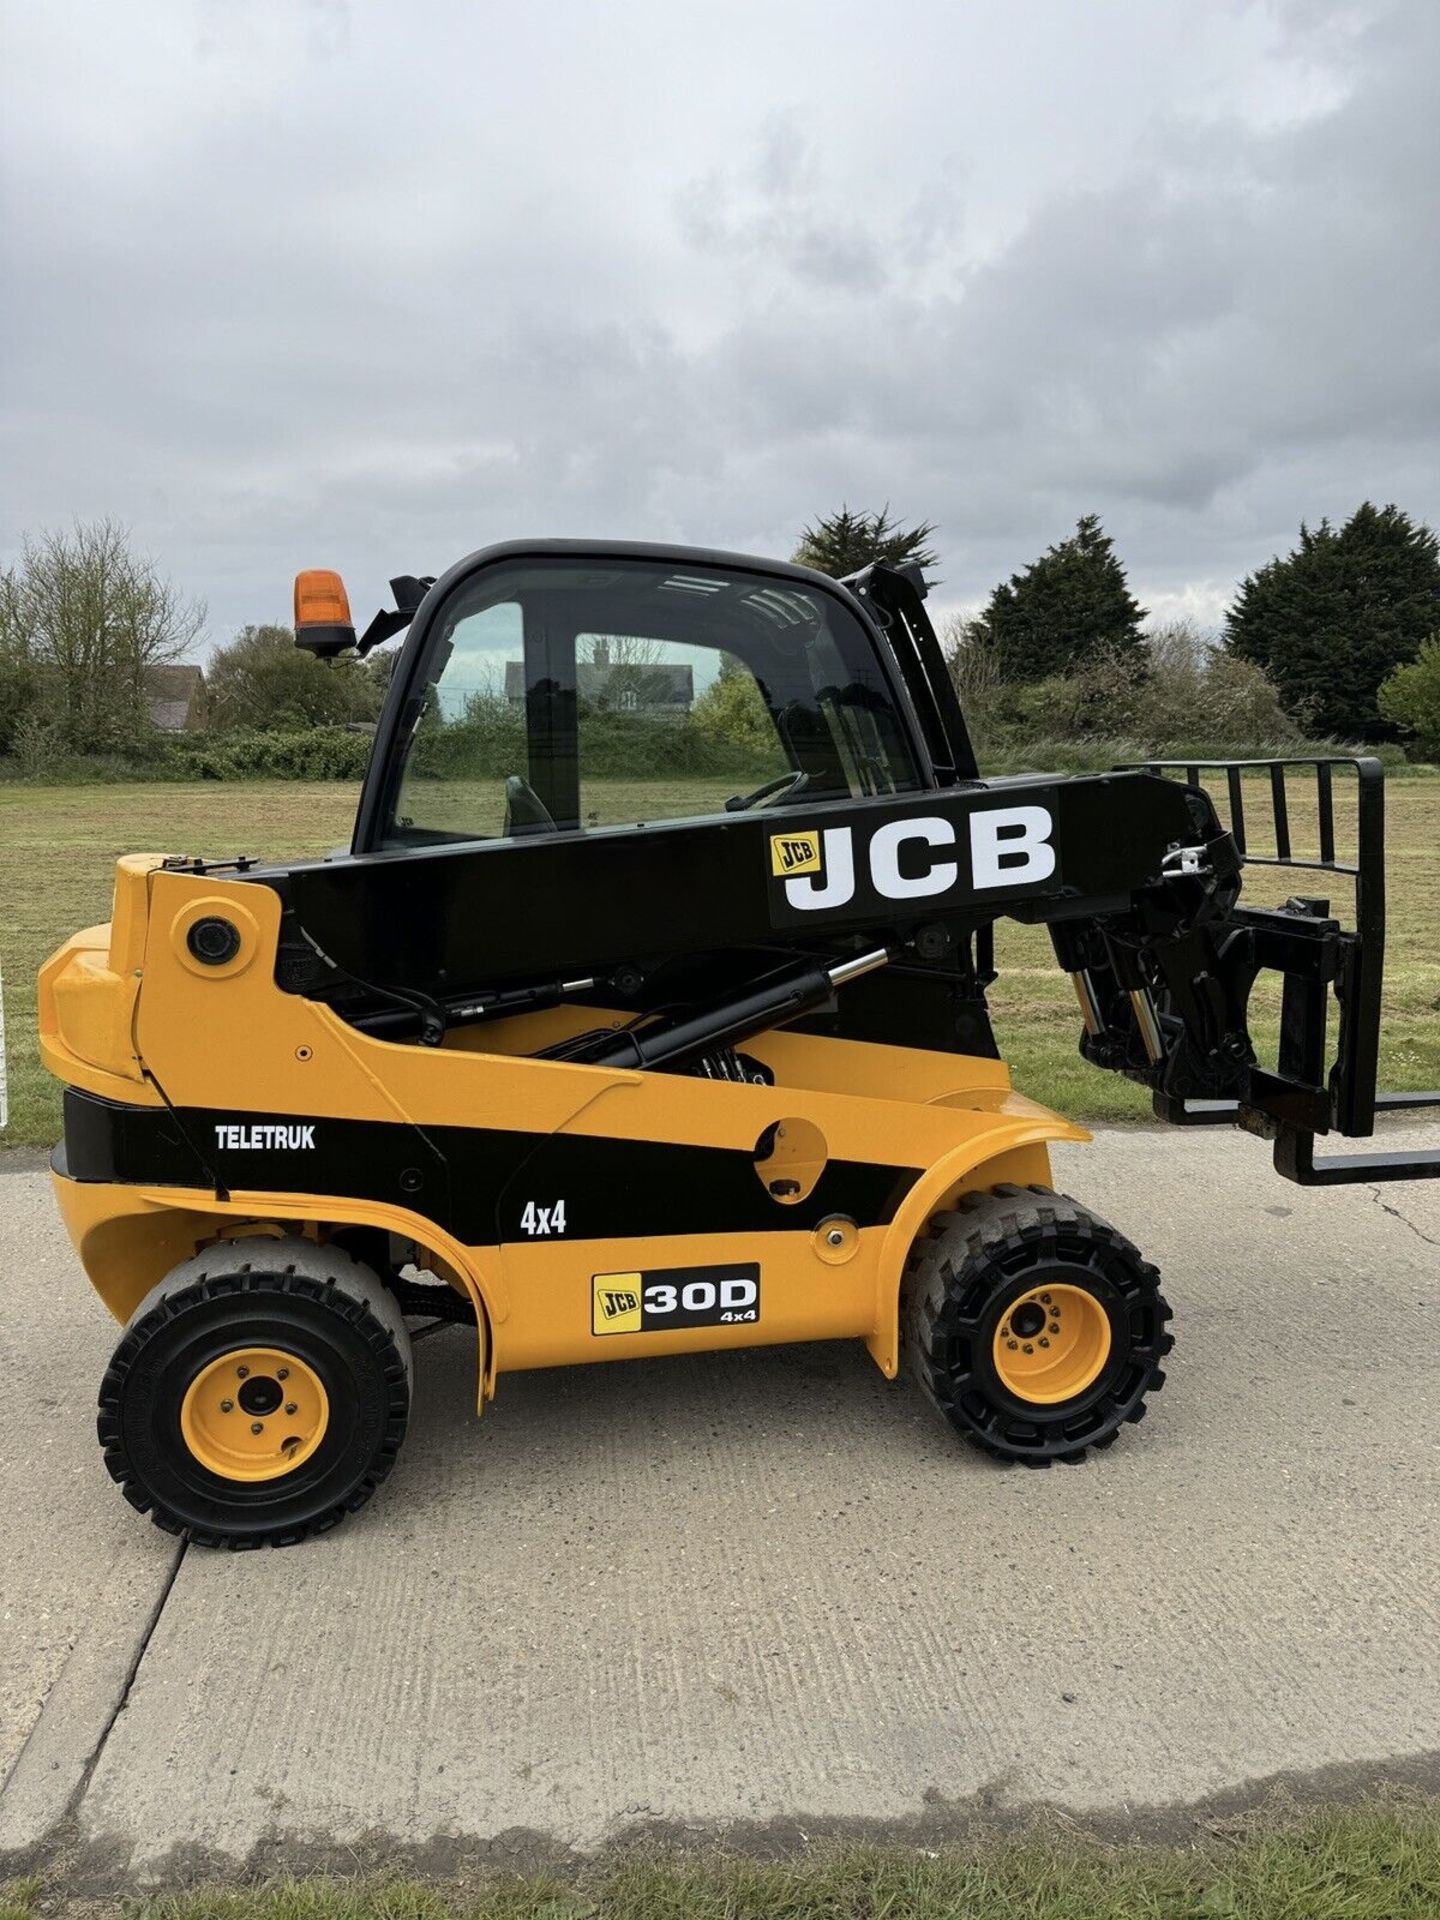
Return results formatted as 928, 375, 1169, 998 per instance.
180, 1347, 329, 1483
993, 1284, 1112, 1405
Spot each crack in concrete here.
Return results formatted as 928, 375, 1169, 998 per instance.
61, 1539, 187, 1823
1367, 1184, 1440, 1249
0, 1537, 187, 1872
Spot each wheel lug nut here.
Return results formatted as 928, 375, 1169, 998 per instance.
1038, 1337, 1050, 1348
250, 1422, 264, 1435
285, 1402, 297, 1416
1049, 1323, 1060, 1334
1040, 1293, 1052, 1304
236, 1365, 249, 1379
276, 1368, 289, 1381
1007, 1339, 1019, 1350
1022, 1343, 1034, 1354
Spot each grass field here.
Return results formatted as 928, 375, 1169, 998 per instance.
4, 1801, 1440, 1919
1, 773, 1436, 1149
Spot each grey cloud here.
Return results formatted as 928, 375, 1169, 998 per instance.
675, 117, 886, 287
1, 0, 1436, 639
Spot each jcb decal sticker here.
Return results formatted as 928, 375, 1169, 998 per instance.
769, 830, 822, 878
766, 804, 1059, 922
592, 1263, 760, 1336
593, 1273, 643, 1335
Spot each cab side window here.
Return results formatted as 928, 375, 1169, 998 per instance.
575, 636, 791, 828
391, 599, 523, 841
385, 558, 921, 847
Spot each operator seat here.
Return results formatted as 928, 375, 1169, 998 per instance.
502, 774, 558, 837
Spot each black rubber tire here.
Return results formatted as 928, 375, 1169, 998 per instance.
901, 1183, 1172, 1467
98, 1237, 412, 1548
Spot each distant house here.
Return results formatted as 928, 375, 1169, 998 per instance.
503, 655, 694, 723
144, 663, 207, 732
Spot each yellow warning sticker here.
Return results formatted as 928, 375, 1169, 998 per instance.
769, 830, 821, 878
592, 1272, 643, 1336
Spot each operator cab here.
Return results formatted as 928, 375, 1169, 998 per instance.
293, 543, 978, 858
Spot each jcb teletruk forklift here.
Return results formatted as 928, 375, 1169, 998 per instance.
39, 542, 1440, 1546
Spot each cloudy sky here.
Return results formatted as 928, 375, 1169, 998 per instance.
2, 0, 1437, 646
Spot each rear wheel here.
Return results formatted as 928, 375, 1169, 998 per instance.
98, 1237, 411, 1548
902, 1184, 1171, 1466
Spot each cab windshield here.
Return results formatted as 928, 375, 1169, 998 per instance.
378, 555, 924, 847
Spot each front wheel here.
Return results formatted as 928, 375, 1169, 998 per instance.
98, 1236, 412, 1548
902, 1185, 1172, 1466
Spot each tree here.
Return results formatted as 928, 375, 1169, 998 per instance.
1224, 503, 1440, 738
1378, 636, 1440, 760
364, 646, 399, 701
206, 624, 384, 732
692, 654, 781, 755
578, 634, 662, 666
0, 568, 40, 755
942, 613, 1004, 746
0, 520, 203, 755
972, 514, 1146, 682
793, 505, 937, 578
1138, 621, 1295, 749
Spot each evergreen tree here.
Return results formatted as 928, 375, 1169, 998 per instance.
793, 505, 937, 578
1224, 503, 1440, 738
974, 515, 1146, 681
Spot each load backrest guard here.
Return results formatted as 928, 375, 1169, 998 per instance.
1116, 757, 1439, 1184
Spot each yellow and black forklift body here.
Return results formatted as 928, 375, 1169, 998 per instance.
38, 541, 1439, 1546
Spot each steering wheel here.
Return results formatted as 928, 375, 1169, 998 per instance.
725, 770, 810, 813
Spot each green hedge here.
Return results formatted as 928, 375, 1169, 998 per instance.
0, 719, 1428, 787
0, 717, 773, 785
977, 736, 1420, 776
164, 727, 376, 781
412, 704, 778, 782
0, 726, 376, 783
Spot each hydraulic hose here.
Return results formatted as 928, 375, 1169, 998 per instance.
572, 949, 891, 1073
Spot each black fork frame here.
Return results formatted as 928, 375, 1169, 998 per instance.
1124, 757, 1439, 1186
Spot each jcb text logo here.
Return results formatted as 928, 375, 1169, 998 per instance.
770, 831, 822, 878
773, 807, 1056, 914
592, 1272, 643, 1335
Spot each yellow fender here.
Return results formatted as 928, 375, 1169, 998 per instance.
51, 1174, 500, 1407
866, 1114, 1089, 1377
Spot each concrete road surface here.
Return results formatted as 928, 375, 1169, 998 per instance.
1, 1126, 1437, 1887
